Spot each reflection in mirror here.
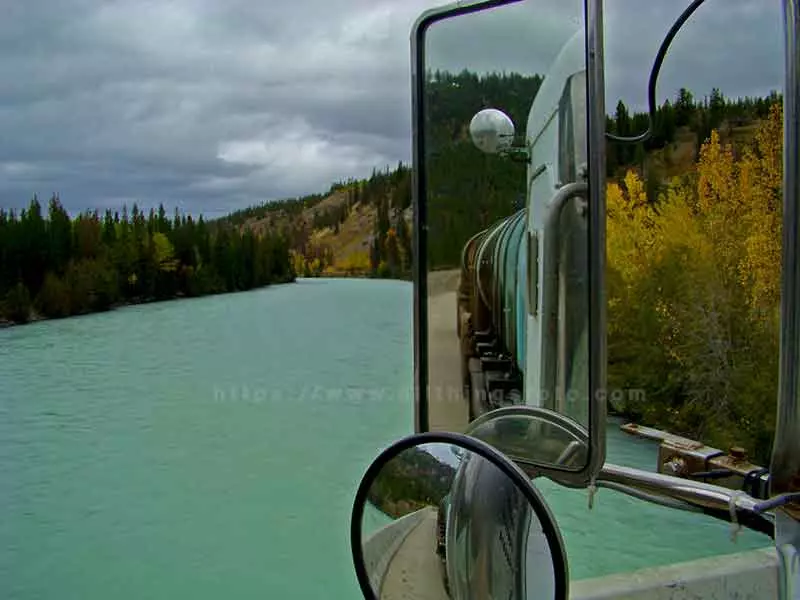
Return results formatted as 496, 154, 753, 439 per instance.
465, 406, 588, 473
420, 1, 591, 473
357, 441, 567, 599
469, 108, 516, 154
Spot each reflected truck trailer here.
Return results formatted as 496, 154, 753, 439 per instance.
457, 28, 591, 425
440, 450, 557, 599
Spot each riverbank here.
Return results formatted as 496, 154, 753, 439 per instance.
0, 276, 297, 329
0, 268, 422, 328
298, 267, 412, 281
297, 265, 460, 286
368, 497, 428, 520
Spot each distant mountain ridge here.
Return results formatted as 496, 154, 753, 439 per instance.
214, 71, 779, 280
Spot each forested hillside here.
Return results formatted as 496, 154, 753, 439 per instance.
0, 202, 294, 325
367, 447, 456, 518
225, 71, 780, 282
423, 71, 535, 269
221, 166, 414, 279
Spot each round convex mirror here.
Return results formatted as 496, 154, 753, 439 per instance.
351, 432, 569, 600
469, 108, 516, 154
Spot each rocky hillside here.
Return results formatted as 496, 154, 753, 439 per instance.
245, 189, 411, 277
218, 166, 413, 279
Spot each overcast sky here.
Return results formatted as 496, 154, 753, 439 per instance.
0, 0, 784, 218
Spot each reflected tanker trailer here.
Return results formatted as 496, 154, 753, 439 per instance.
457, 210, 527, 418
455, 29, 590, 426
436, 449, 559, 599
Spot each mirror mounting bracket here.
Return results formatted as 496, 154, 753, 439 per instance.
500, 144, 531, 163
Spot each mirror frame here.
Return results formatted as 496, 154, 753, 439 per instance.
466, 405, 589, 482
350, 430, 569, 600
410, 0, 607, 488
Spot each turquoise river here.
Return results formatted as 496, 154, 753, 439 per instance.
0, 278, 770, 599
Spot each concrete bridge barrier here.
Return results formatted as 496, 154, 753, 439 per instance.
571, 547, 778, 599
362, 507, 433, 595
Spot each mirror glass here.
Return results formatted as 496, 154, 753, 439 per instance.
358, 442, 567, 599
466, 407, 588, 474
469, 108, 516, 154
420, 0, 592, 473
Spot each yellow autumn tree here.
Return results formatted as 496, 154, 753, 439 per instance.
152, 232, 179, 272
289, 250, 306, 276
334, 251, 371, 275
607, 103, 783, 462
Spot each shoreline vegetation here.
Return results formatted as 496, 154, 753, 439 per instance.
0, 202, 295, 328
0, 280, 297, 329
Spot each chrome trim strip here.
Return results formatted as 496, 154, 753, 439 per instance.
585, 0, 608, 489
775, 4, 800, 592
527, 231, 539, 316
772, 0, 800, 513
540, 181, 588, 418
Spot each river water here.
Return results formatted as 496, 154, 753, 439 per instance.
0, 278, 770, 599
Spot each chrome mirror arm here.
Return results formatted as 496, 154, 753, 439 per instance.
597, 463, 775, 539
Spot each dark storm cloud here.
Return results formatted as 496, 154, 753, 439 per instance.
0, 0, 785, 218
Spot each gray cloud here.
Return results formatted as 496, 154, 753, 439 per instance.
425, 0, 584, 75
604, 0, 783, 110
0, 0, 784, 218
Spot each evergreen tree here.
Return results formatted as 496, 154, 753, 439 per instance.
0, 199, 295, 324
675, 87, 695, 127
